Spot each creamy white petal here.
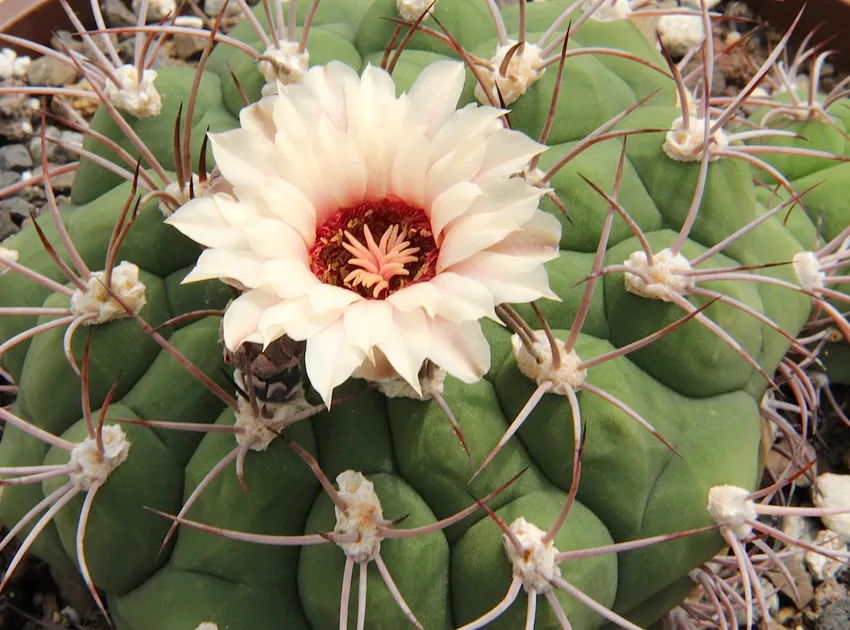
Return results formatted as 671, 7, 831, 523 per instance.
450, 252, 561, 303
305, 319, 366, 407
300, 61, 361, 130
307, 283, 362, 315
183, 249, 265, 287
222, 290, 280, 350
429, 272, 498, 323
166, 196, 247, 250
429, 105, 504, 162
427, 318, 490, 383
311, 117, 369, 210
257, 259, 320, 298
462, 178, 544, 225
389, 130, 431, 209
386, 282, 442, 316
376, 308, 430, 395
429, 181, 481, 243
258, 181, 318, 247
343, 299, 393, 361
209, 130, 277, 187
258, 297, 341, 342
486, 210, 562, 259
244, 217, 309, 262
437, 213, 519, 270
239, 95, 278, 141
408, 60, 466, 136
425, 140, 487, 206
475, 129, 547, 183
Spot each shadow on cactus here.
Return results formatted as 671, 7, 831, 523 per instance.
1, 1, 849, 629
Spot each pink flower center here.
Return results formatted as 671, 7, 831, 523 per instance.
309, 198, 438, 299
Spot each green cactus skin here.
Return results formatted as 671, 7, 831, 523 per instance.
0, 0, 825, 628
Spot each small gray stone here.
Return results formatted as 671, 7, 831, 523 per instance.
0, 171, 21, 189
27, 56, 79, 87
0, 210, 19, 240
0, 144, 33, 171
0, 94, 36, 142
31, 164, 75, 192
29, 127, 83, 165
101, 0, 139, 27
0, 196, 36, 218
817, 599, 850, 630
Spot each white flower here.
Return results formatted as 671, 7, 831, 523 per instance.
167, 61, 561, 406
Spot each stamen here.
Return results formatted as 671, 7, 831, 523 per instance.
342, 224, 421, 298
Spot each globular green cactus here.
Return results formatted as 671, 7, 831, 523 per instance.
0, 1, 846, 629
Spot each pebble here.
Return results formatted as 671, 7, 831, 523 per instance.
0, 209, 18, 240
805, 530, 847, 581
30, 165, 75, 193
101, 0, 139, 27
0, 196, 36, 220
817, 598, 850, 630
813, 473, 850, 541
28, 127, 84, 165
0, 144, 33, 171
27, 56, 80, 87
0, 171, 21, 190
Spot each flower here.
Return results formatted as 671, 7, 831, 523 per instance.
166, 61, 561, 405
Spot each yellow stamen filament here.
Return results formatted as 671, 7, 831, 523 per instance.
342, 224, 420, 298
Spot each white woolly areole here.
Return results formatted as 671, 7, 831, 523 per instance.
194, 624, 220, 630
397, 0, 436, 21
376, 366, 446, 400
0, 245, 19, 274
707, 485, 757, 538
657, 15, 705, 57
259, 42, 310, 91
69, 425, 131, 491
512, 330, 586, 395
589, 0, 631, 21
0, 48, 30, 80
234, 383, 312, 451
334, 471, 384, 562
623, 248, 693, 302
663, 116, 729, 162
792, 251, 825, 291
132, 0, 176, 21
160, 175, 210, 217
70, 261, 147, 324
504, 517, 561, 594
474, 40, 546, 106
103, 65, 162, 118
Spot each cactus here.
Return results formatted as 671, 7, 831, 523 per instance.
0, 1, 848, 629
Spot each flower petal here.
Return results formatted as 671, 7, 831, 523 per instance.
451, 252, 561, 304
429, 272, 498, 323
429, 181, 481, 243
183, 249, 265, 287
209, 129, 277, 187
305, 319, 366, 407
427, 318, 490, 383
408, 60, 466, 136
342, 299, 393, 361
376, 308, 430, 395
222, 290, 280, 350
257, 259, 320, 298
